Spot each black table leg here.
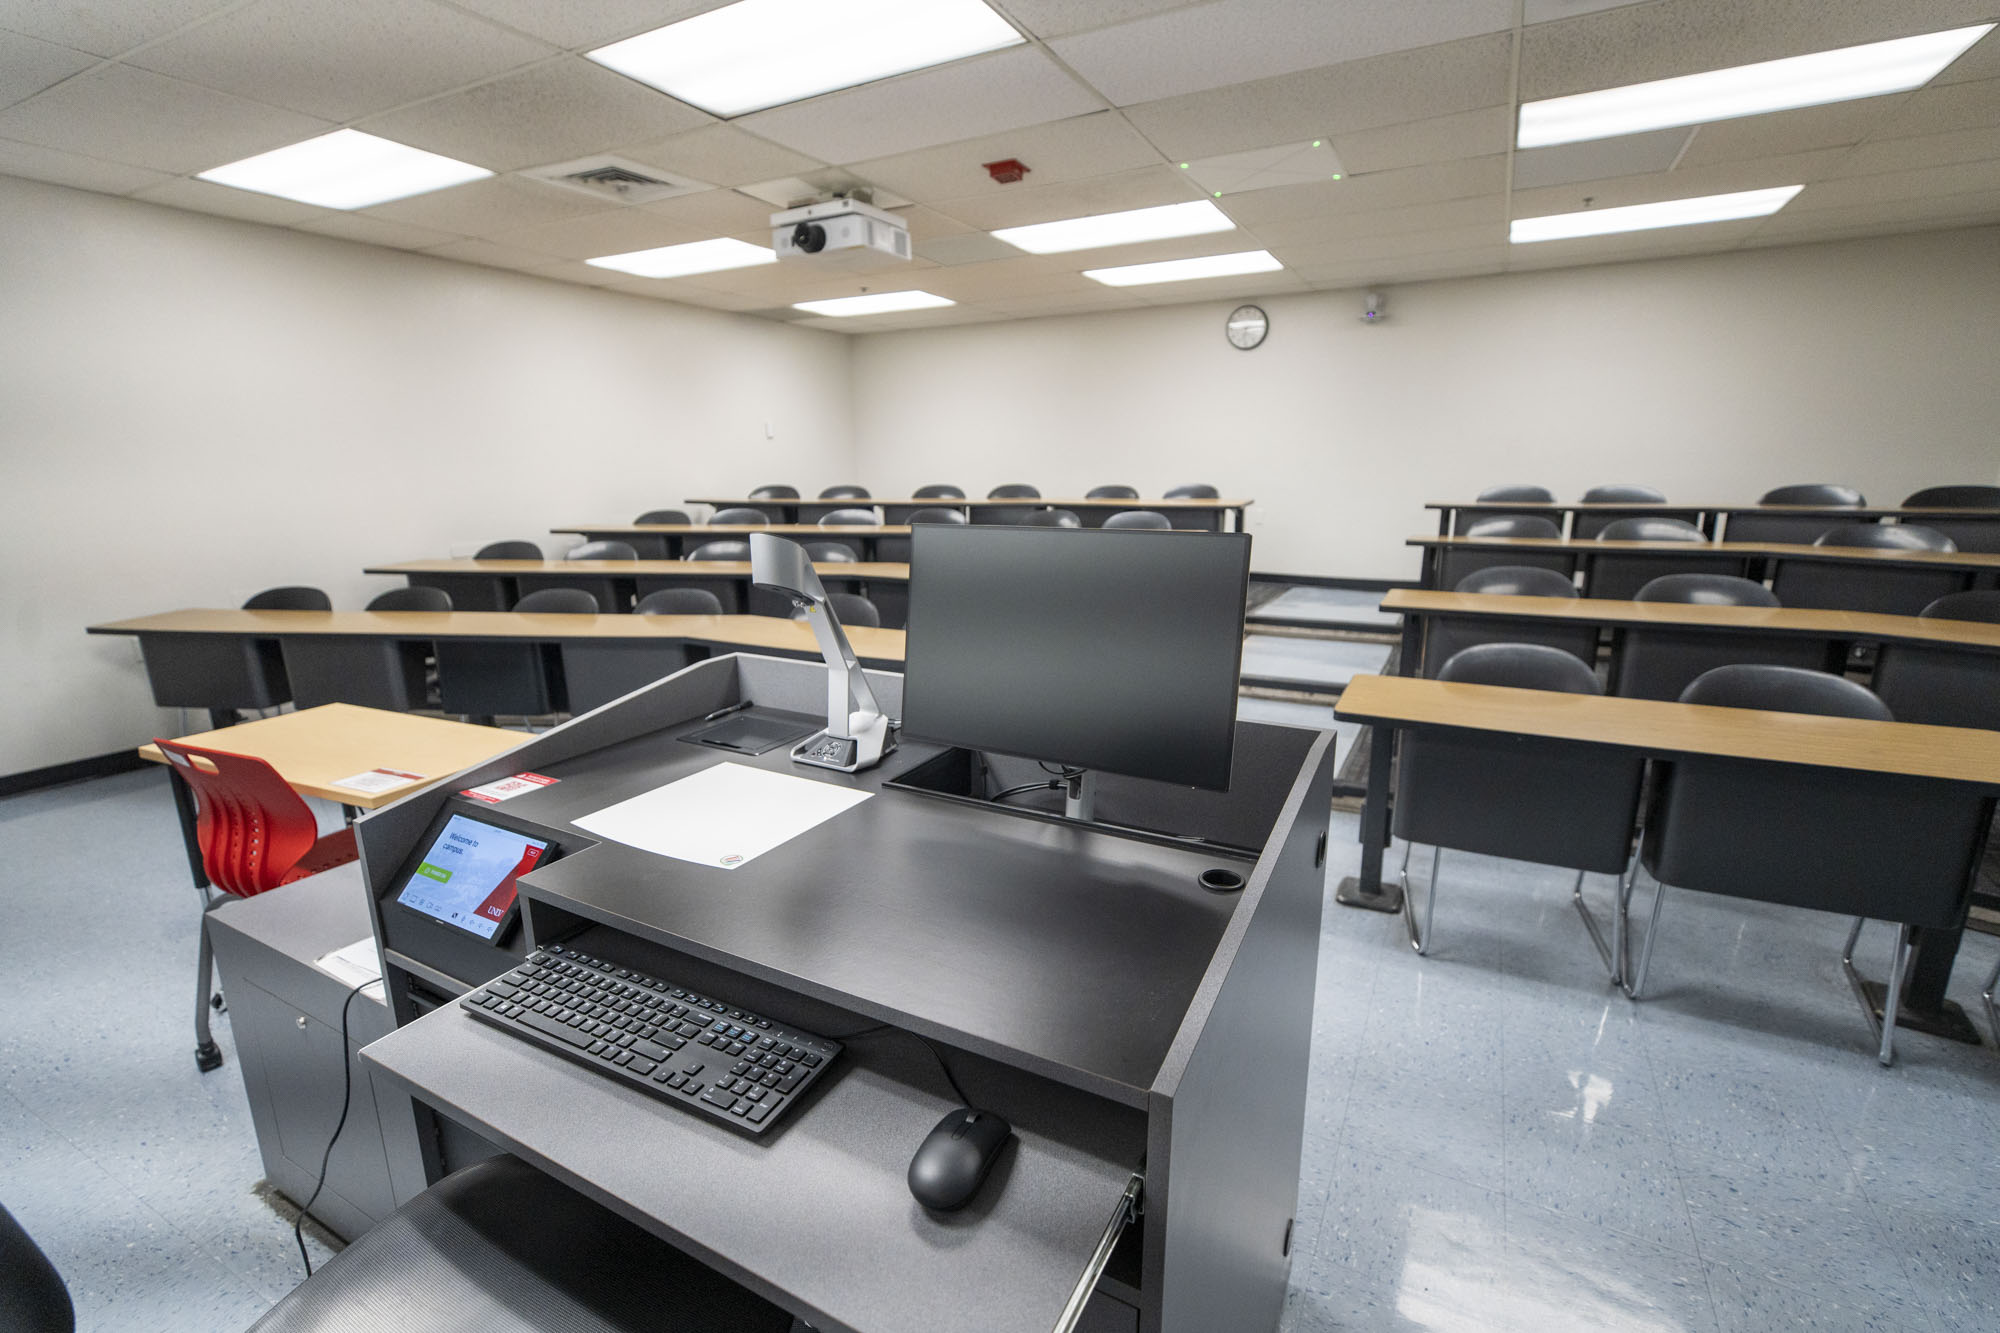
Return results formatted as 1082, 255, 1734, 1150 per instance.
1858, 925, 1982, 1045
1337, 723, 1403, 913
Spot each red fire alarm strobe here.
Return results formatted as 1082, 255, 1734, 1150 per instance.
983, 158, 1030, 184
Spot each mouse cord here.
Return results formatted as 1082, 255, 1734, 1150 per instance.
824, 1023, 970, 1106
294, 977, 382, 1278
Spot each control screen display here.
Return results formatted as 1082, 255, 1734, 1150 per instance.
394, 814, 548, 940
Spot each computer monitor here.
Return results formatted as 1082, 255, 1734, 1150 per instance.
901, 524, 1252, 791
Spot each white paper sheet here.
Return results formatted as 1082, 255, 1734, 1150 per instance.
571, 761, 872, 870
330, 767, 426, 795
313, 935, 384, 989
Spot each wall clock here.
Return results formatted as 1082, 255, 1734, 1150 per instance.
1226, 304, 1268, 350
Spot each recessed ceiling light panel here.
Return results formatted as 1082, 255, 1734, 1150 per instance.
992, 200, 1235, 254
197, 129, 491, 209
588, 0, 1024, 117
794, 290, 956, 316
1509, 185, 1803, 243
1083, 250, 1283, 287
587, 238, 778, 278
1518, 25, 1995, 148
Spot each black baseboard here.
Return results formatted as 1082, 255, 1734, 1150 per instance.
1250, 572, 1419, 592
0, 749, 152, 799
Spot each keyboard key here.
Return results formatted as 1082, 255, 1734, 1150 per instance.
627, 1057, 657, 1076
632, 1039, 670, 1062
514, 1010, 591, 1049
748, 1104, 770, 1123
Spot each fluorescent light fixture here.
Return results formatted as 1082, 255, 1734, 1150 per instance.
992, 200, 1235, 254
1083, 250, 1283, 287
197, 129, 490, 209
586, 238, 777, 278
1518, 24, 1995, 148
588, 0, 1023, 117
1510, 185, 1803, 243
793, 290, 956, 316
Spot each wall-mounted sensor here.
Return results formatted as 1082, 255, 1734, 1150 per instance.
1361, 291, 1387, 324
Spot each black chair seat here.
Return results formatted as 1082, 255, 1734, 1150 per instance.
476, 540, 542, 560
1422, 565, 1595, 676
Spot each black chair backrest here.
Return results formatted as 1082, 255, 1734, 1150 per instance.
1476, 484, 1555, 503
1165, 483, 1219, 499
636, 587, 725, 615
635, 509, 691, 525
1903, 484, 2000, 508
367, 586, 452, 612
243, 586, 331, 611
1920, 589, 2000, 623
1437, 642, 1603, 694
819, 485, 871, 499
0, 1203, 72, 1333
802, 542, 859, 563
749, 485, 799, 499
686, 540, 751, 561
566, 540, 638, 561
1635, 574, 1778, 607
906, 507, 968, 525
913, 484, 966, 499
1086, 484, 1139, 499
1104, 510, 1172, 530
1019, 509, 1082, 527
476, 540, 542, 560
816, 593, 880, 628
988, 483, 1041, 498
817, 508, 881, 526
1760, 483, 1865, 505
1454, 565, 1578, 598
1679, 663, 1891, 719
1814, 522, 1955, 552
1582, 484, 1667, 503
710, 507, 771, 526
1464, 515, 1561, 539
1597, 516, 1705, 542
513, 588, 599, 614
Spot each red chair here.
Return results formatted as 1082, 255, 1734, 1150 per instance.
156, 739, 360, 1071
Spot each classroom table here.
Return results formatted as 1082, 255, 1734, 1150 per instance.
549, 523, 911, 560
685, 494, 1254, 530
1332, 672, 2000, 1044
1426, 501, 2000, 549
364, 558, 913, 622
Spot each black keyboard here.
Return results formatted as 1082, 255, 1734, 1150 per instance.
462, 942, 839, 1136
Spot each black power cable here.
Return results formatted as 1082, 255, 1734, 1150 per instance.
293, 977, 383, 1278
825, 1024, 971, 1107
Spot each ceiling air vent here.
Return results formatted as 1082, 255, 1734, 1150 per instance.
524, 155, 710, 204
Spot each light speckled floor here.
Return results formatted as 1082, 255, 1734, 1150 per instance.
1253, 587, 1402, 631
1242, 635, 1394, 689
5, 771, 1998, 1332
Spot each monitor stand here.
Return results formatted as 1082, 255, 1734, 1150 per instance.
1063, 769, 1094, 822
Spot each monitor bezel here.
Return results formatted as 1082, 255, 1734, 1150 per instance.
387, 806, 557, 944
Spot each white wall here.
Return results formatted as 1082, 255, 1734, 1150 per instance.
0, 175, 855, 776
850, 226, 2000, 578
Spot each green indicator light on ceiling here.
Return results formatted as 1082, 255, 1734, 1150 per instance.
1312, 140, 1323, 148
1178, 162, 1190, 169
1331, 173, 1344, 180
1213, 191, 1222, 197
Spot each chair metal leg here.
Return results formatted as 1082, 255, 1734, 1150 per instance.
1572, 864, 1628, 986
1397, 842, 1441, 955
1982, 953, 1999, 1050
1623, 874, 1667, 1000
1878, 924, 1912, 1067
194, 894, 223, 1072
1839, 916, 1878, 1049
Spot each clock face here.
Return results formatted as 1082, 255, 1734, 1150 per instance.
1226, 304, 1268, 350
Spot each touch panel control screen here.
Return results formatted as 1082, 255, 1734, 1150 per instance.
394, 814, 548, 940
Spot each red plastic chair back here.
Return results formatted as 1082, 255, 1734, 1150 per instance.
155, 739, 327, 897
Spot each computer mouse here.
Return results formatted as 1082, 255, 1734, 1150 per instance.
907, 1107, 1012, 1212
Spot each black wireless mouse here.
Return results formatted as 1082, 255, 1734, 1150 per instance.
907, 1107, 1012, 1212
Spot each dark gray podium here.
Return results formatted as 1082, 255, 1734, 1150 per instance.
351, 653, 1333, 1333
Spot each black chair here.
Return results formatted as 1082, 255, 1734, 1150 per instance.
749, 485, 798, 499
1441, 515, 1565, 586
1086, 484, 1140, 499
0, 1203, 71, 1333
284, 584, 449, 712
1465, 516, 1560, 538
1725, 484, 1867, 543
1393, 643, 1644, 966
818, 485, 871, 499
369, 586, 451, 612
244, 586, 331, 610
879, 505, 967, 559
217, 587, 331, 713
710, 507, 771, 526
1588, 516, 1723, 600
988, 483, 1041, 498
435, 588, 595, 719
1625, 665, 1984, 1064
1583, 484, 1667, 504
801, 592, 881, 628
913, 483, 965, 499
686, 540, 751, 561
635, 509, 691, 526
566, 540, 638, 561
802, 542, 859, 563
1871, 590, 2000, 729
1903, 486, 2000, 552
635, 587, 724, 615
1019, 508, 1081, 528
1165, 483, 1219, 499
1451, 484, 1556, 533
817, 508, 881, 525
476, 540, 542, 560
1104, 510, 1172, 530
537, 541, 638, 611
1771, 523, 1964, 615
1905, 485, 2000, 507
982, 483, 1043, 523
1608, 575, 1836, 701
247, 1155, 791, 1333
1422, 566, 1596, 675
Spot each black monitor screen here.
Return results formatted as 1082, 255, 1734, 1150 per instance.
902, 525, 1251, 790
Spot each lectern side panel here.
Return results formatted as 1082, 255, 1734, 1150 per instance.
1147, 733, 1333, 1333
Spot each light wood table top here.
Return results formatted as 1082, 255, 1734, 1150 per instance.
137, 703, 522, 808
364, 558, 912, 581
1406, 534, 2000, 569
1334, 673, 2000, 786
89, 609, 908, 660
551, 523, 912, 536
1381, 590, 2000, 651
1427, 501, 2000, 520
685, 495, 1252, 509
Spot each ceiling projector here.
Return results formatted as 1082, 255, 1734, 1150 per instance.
771, 197, 911, 271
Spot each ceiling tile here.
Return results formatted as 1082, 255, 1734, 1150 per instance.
912, 232, 1026, 264
127, 0, 554, 122
1871, 77, 2000, 141
486, 205, 712, 259
637, 187, 777, 234
1289, 244, 1511, 286
1523, 0, 1654, 22
0, 30, 95, 111
1125, 266, 1307, 303
1936, 27, 2000, 83
293, 212, 467, 250
1183, 140, 1345, 195
1511, 128, 1693, 189
0, 135, 170, 193
735, 47, 1103, 165
1788, 156, 2000, 211
1122, 33, 1515, 159
1507, 147, 1852, 217
0, 0, 238, 58
618, 124, 825, 188
419, 236, 572, 272
1829, 125, 2000, 179
441, 0, 730, 49
1518, 0, 2000, 101
1271, 225, 1507, 268
1218, 155, 1507, 226
361, 174, 612, 233
358, 56, 713, 173
1746, 188, 2000, 239
1330, 106, 1511, 174
909, 257, 1102, 301
130, 174, 328, 224
845, 112, 1162, 203
1048, 0, 1514, 106
0, 64, 332, 174
926, 163, 1200, 229
994, 0, 1214, 41
1238, 192, 1508, 246
1674, 95, 1909, 167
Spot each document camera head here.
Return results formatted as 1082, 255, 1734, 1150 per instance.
750, 532, 829, 611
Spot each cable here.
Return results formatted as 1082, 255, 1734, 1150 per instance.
833, 1025, 971, 1106
990, 780, 1061, 803
293, 976, 382, 1278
